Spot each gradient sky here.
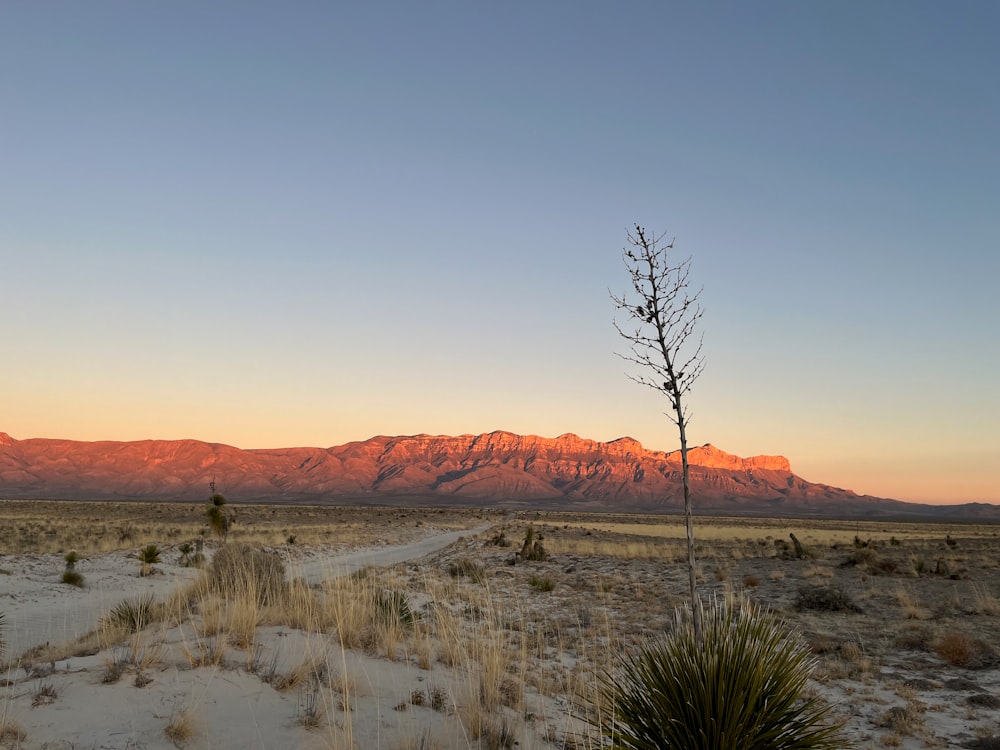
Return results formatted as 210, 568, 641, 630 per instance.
2, 2, 997, 504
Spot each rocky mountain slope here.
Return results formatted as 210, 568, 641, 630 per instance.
0, 431, 993, 519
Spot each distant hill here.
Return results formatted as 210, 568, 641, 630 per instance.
0, 430, 995, 520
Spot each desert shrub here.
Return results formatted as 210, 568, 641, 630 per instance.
520, 525, 548, 562
104, 594, 156, 633
529, 574, 555, 592
843, 547, 877, 568
597, 597, 845, 750
934, 631, 997, 668
743, 574, 761, 588
373, 589, 415, 630
164, 707, 199, 745
877, 702, 924, 734
0, 611, 5, 658
207, 491, 230, 540
490, 530, 512, 547
64, 551, 80, 568
448, 557, 486, 583
0, 721, 27, 746
138, 544, 161, 576
796, 585, 862, 613
209, 543, 287, 606
61, 569, 85, 587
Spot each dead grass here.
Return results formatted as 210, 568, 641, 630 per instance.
164, 706, 199, 747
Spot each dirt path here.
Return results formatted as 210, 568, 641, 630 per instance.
2, 523, 492, 662
288, 522, 491, 585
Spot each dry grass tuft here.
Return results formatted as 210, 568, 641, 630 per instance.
0, 721, 27, 746
164, 707, 199, 747
209, 543, 287, 606
934, 631, 996, 668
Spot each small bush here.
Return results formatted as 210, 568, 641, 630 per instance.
164, 707, 198, 746
373, 589, 415, 630
934, 631, 997, 668
138, 544, 161, 576
528, 574, 555, 592
0, 722, 27, 746
448, 557, 486, 583
209, 543, 287, 606
61, 569, 85, 587
105, 594, 156, 633
796, 585, 862, 613
31, 681, 57, 707
743, 574, 761, 588
597, 597, 845, 749
520, 525, 548, 561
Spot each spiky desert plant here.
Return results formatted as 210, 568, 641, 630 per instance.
61, 569, 85, 587
598, 597, 846, 750
104, 594, 157, 633
0, 611, 5, 659
207, 491, 230, 541
138, 544, 161, 577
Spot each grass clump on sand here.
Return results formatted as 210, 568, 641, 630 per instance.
104, 594, 157, 633
61, 550, 85, 587
137, 544, 162, 577
597, 597, 846, 750
209, 543, 287, 606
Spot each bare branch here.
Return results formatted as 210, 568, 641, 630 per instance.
611, 223, 706, 636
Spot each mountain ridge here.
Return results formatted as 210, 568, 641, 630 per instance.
0, 430, 995, 520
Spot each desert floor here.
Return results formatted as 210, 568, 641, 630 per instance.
2, 500, 1000, 749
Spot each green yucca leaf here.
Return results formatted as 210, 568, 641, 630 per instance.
599, 597, 848, 750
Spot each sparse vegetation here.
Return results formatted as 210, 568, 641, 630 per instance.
4, 504, 1000, 748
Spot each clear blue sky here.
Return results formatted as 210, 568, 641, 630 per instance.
2, 2, 997, 503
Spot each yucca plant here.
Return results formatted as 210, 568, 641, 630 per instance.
104, 594, 156, 633
207, 491, 231, 541
137, 544, 161, 577
373, 589, 415, 630
598, 597, 847, 750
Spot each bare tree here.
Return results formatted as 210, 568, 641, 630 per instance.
612, 224, 705, 635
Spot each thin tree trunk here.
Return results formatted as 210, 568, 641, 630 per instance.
677, 409, 701, 638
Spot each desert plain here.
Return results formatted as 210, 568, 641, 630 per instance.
2, 499, 1000, 749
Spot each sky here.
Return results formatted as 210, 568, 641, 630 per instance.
1, 2, 997, 504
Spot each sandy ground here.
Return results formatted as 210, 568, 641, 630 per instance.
2, 512, 1000, 749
